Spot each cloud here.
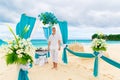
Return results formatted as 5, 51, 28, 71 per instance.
1, 0, 120, 27
1, 0, 120, 39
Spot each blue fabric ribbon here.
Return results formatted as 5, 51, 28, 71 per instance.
43, 27, 52, 58
66, 48, 95, 58
93, 52, 99, 77
35, 53, 47, 59
58, 21, 68, 64
47, 52, 50, 58
43, 27, 52, 40
62, 48, 68, 63
101, 56, 120, 69
0, 39, 8, 46
65, 47, 120, 77
18, 69, 29, 80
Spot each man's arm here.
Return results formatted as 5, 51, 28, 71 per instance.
58, 40, 61, 51
48, 41, 51, 51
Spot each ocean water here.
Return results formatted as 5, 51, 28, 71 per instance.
31, 39, 120, 48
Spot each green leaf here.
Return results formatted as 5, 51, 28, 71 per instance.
7, 25, 19, 45
20, 25, 30, 38
18, 54, 33, 65
6, 53, 18, 65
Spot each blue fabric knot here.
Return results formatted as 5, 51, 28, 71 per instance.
93, 51, 100, 57
65, 45, 68, 48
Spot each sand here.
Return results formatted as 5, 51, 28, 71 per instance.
0, 44, 120, 80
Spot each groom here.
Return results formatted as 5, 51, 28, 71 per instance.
48, 27, 61, 70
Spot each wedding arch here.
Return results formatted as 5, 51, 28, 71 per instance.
16, 13, 120, 78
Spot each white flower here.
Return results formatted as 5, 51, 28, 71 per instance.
27, 59, 31, 63
20, 49, 24, 52
19, 44, 24, 48
16, 49, 21, 54
16, 49, 24, 54
14, 45, 18, 49
19, 41, 23, 44
24, 42, 28, 46
18, 54, 23, 58
27, 38, 31, 42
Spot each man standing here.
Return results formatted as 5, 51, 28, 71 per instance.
48, 27, 61, 70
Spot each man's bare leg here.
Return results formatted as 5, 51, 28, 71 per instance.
52, 62, 55, 69
55, 63, 58, 70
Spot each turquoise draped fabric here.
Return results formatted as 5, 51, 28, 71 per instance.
93, 57, 98, 77
47, 52, 50, 58
0, 39, 8, 46
66, 48, 95, 58
101, 56, 120, 69
43, 27, 52, 39
58, 21, 68, 64
16, 14, 36, 39
18, 69, 29, 80
42, 27, 52, 58
62, 48, 68, 63
93, 52, 99, 77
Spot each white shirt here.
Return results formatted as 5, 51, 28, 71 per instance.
48, 33, 60, 50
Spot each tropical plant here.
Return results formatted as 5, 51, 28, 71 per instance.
92, 32, 107, 40
38, 12, 58, 26
5, 25, 34, 65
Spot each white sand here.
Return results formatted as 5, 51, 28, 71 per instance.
0, 44, 120, 80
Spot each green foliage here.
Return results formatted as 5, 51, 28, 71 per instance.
92, 33, 107, 40
18, 54, 33, 65
92, 33, 120, 41
6, 53, 18, 65
92, 45, 107, 52
38, 12, 58, 26
107, 34, 120, 41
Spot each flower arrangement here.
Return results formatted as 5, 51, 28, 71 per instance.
5, 25, 34, 65
38, 12, 58, 26
91, 38, 107, 52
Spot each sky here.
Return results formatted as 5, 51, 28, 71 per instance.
0, 0, 120, 39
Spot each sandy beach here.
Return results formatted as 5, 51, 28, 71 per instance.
0, 44, 120, 80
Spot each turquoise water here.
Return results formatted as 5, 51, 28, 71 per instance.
31, 39, 120, 47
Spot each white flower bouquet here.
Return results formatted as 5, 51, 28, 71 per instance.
91, 38, 107, 52
5, 25, 34, 65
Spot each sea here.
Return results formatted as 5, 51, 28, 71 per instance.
31, 39, 120, 48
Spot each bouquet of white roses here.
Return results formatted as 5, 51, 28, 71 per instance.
91, 38, 107, 52
5, 25, 34, 65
